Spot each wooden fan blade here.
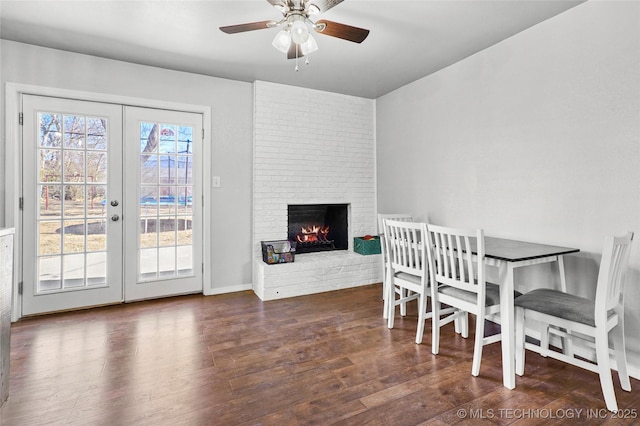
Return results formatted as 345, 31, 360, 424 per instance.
220, 20, 275, 34
287, 43, 305, 60
307, 0, 344, 14
314, 20, 369, 43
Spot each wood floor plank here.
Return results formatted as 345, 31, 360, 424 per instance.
1, 284, 639, 425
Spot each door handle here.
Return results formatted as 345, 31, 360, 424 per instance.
111, 214, 120, 222
110, 200, 119, 207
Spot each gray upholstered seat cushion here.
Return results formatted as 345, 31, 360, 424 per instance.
394, 272, 422, 285
439, 282, 521, 307
514, 288, 595, 327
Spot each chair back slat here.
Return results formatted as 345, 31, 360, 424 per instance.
378, 213, 414, 263
384, 219, 426, 278
377, 213, 413, 235
426, 224, 485, 299
596, 232, 634, 324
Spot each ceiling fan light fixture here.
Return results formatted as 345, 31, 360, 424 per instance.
221, 1, 370, 69
300, 33, 318, 56
290, 16, 310, 44
272, 29, 291, 53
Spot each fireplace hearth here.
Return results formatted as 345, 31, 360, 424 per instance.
288, 204, 348, 254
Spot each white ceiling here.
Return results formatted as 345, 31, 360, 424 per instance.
0, 0, 584, 99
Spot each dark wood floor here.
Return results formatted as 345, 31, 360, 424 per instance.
1, 284, 638, 425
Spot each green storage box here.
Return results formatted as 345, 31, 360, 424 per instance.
354, 236, 381, 255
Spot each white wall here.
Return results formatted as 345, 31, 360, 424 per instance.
377, 1, 640, 361
0, 40, 255, 293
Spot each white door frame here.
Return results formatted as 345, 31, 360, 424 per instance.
4, 83, 213, 321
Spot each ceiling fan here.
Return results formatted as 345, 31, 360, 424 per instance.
220, 0, 369, 64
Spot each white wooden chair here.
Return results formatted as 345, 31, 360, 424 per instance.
514, 232, 634, 412
426, 224, 511, 377
383, 219, 429, 344
384, 219, 457, 345
377, 213, 413, 319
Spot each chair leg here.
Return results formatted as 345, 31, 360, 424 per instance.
382, 289, 389, 320
416, 293, 427, 344
400, 288, 407, 316
557, 328, 574, 358
460, 312, 469, 339
453, 310, 467, 335
612, 321, 631, 392
382, 270, 388, 319
387, 282, 395, 329
431, 300, 441, 355
471, 314, 484, 376
539, 322, 549, 357
382, 279, 387, 319
515, 307, 525, 376
595, 327, 618, 412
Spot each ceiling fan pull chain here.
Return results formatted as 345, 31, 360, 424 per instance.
295, 44, 300, 72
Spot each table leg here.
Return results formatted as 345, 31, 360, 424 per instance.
556, 255, 574, 356
557, 255, 567, 293
499, 262, 516, 389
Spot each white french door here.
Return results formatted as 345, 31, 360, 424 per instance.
22, 95, 124, 315
123, 107, 202, 301
21, 96, 203, 315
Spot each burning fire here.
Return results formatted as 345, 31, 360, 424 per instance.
296, 225, 330, 243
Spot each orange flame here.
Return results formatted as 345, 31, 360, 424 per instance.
296, 225, 330, 243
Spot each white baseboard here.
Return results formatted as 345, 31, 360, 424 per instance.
204, 283, 253, 296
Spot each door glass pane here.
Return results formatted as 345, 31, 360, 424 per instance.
87, 185, 106, 218
87, 117, 107, 149
177, 246, 192, 277
177, 216, 192, 245
39, 256, 61, 291
63, 151, 85, 182
87, 221, 106, 251
63, 115, 85, 148
158, 247, 176, 278
140, 187, 158, 217
63, 220, 85, 253
87, 252, 107, 286
137, 121, 193, 281
139, 248, 158, 280
63, 185, 85, 218
39, 114, 61, 147
39, 185, 62, 219
63, 253, 85, 288
40, 149, 61, 182
87, 152, 107, 183
36, 111, 109, 293
39, 221, 61, 255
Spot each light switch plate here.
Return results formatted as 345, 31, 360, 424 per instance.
212, 176, 221, 188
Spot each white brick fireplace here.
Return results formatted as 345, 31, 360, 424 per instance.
252, 81, 381, 300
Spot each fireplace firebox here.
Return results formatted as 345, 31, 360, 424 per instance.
287, 204, 348, 254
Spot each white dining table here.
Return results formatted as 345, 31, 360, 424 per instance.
470, 237, 580, 389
